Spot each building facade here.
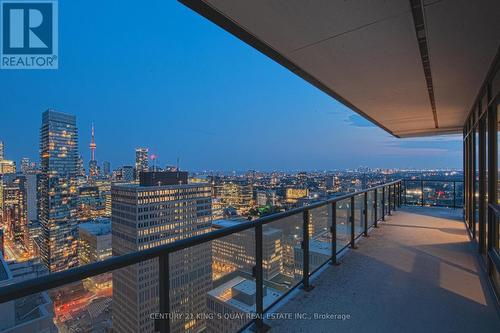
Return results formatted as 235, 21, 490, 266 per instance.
112, 172, 213, 333
39, 110, 79, 272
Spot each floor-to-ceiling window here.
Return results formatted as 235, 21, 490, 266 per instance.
474, 116, 480, 241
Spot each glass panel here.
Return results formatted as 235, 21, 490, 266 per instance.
263, 212, 303, 312
354, 194, 365, 236
455, 181, 464, 208
404, 180, 423, 205
475, 125, 479, 240
484, 114, 489, 257
367, 190, 375, 227
309, 205, 331, 273
210, 228, 259, 333
336, 198, 351, 249
384, 186, 390, 213
422, 181, 455, 207
377, 189, 383, 220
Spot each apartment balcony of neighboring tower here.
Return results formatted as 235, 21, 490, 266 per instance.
1, 2, 500, 333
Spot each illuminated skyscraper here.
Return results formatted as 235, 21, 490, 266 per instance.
134, 147, 148, 180
0, 141, 3, 161
39, 110, 79, 272
112, 171, 212, 333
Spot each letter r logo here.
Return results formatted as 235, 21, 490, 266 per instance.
2, 1, 53, 54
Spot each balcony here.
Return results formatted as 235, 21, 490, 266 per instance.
267, 206, 500, 332
2, 180, 497, 333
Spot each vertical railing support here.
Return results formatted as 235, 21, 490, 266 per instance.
350, 196, 357, 249
363, 192, 369, 237
301, 210, 314, 291
330, 202, 339, 265
388, 185, 392, 216
158, 254, 170, 333
382, 186, 386, 221
374, 188, 378, 228
254, 224, 268, 332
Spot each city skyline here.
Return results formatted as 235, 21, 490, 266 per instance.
0, 1, 462, 171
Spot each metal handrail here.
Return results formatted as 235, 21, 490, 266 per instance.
0, 179, 401, 304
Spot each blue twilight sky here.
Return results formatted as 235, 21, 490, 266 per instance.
0, 0, 462, 171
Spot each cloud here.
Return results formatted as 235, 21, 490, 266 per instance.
345, 114, 376, 128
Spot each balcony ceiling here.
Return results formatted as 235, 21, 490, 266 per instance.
180, 0, 500, 137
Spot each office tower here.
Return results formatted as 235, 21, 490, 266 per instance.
0, 141, 3, 161
89, 124, 99, 181
39, 110, 79, 272
219, 181, 253, 215
102, 161, 110, 178
134, 147, 149, 180
112, 171, 212, 333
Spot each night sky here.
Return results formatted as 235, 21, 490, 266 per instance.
0, 0, 462, 171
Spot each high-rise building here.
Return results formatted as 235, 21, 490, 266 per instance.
134, 147, 149, 180
112, 171, 212, 333
0, 141, 3, 161
39, 110, 79, 272
102, 161, 111, 178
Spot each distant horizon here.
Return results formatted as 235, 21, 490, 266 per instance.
0, 1, 462, 171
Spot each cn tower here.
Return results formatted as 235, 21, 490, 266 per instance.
90, 123, 96, 161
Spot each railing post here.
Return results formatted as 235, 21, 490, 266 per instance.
382, 186, 386, 221
363, 192, 368, 237
330, 202, 339, 265
350, 196, 357, 249
453, 181, 456, 209
388, 186, 392, 216
254, 225, 268, 332
421, 180, 424, 206
158, 254, 170, 333
374, 188, 378, 227
301, 210, 314, 291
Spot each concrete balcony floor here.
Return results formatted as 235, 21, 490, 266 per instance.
269, 206, 500, 333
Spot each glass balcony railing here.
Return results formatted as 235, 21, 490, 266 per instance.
0, 180, 402, 333
402, 179, 464, 208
